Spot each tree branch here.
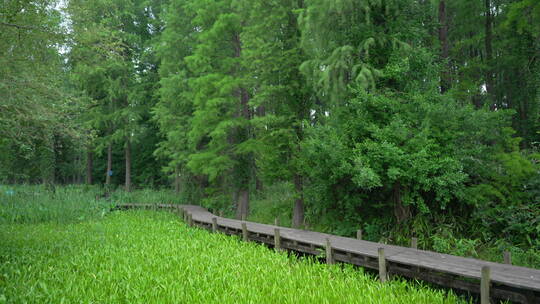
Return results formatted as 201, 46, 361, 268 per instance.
0, 22, 48, 32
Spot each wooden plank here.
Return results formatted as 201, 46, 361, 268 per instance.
182, 205, 539, 287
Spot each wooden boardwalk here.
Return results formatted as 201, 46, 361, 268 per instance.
115, 203, 540, 303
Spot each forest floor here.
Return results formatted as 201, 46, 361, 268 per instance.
0, 191, 468, 303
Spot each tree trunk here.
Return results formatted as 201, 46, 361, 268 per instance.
232, 189, 239, 210
292, 174, 305, 228
393, 181, 410, 225
255, 176, 263, 192
484, 0, 494, 108
254, 104, 265, 193
235, 189, 249, 220
86, 148, 93, 185
106, 143, 112, 185
77, 153, 83, 184
232, 32, 252, 220
42, 136, 56, 191
239, 87, 251, 218
438, 0, 451, 93
174, 166, 181, 193
125, 137, 131, 192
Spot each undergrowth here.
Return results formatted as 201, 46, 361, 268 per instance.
0, 184, 109, 224
245, 182, 540, 269
0, 210, 467, 303
1, 184, 538, 270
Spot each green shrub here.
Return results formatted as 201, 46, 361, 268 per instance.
247, 182, 294, 227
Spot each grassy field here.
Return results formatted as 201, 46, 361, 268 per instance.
0, 186, 468, 303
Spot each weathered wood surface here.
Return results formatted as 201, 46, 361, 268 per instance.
114, 203, 540, 303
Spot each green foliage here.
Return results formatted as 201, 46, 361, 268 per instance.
0, 185, 109, 224
68, 0, 166, 189
299, 0, 429, 105
431, 235, 480, 258
298, 74, 539, 251
153, 0, 197, 183
184, 0, 252, 189
0, 210, 467, 303
247, 182, 295, 227
300, 90, 468, 228
447, 0, 540, 145
0, 0, 86, 183
2, 0, 539, 278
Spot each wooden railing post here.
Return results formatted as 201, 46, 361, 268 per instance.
274, 228, 281, 250
219, 210, 223, 217
356, 229, 362, 240
274, 218, 279, 226
503, 251, 512, 265
481, 266, 491, 304
242, 222, 248, 242
188, 213, 193, 227
411, 237, 418, 249
378, 247, 387, 283
212, 217, 217, 233
179, 208, 185, 221
326, 238, 334, 265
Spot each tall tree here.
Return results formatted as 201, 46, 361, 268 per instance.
240, 0, 313, 227
438, 0, 451, 93
183, 0, 254, 219
0, 0, 84, 184
299, 0, 432, 224
154, 0, 210, 202
69, 0, 165, 190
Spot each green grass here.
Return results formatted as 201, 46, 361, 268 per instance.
0, 184, 187, 225
0, 184, 110, 224
0, 210, 468, 303
107, 187, 186, 205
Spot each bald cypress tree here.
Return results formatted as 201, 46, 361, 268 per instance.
153, 0, 200, 197
184, 0, 253, 218
240, 0, 313, 227
69, 0, 163, 191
